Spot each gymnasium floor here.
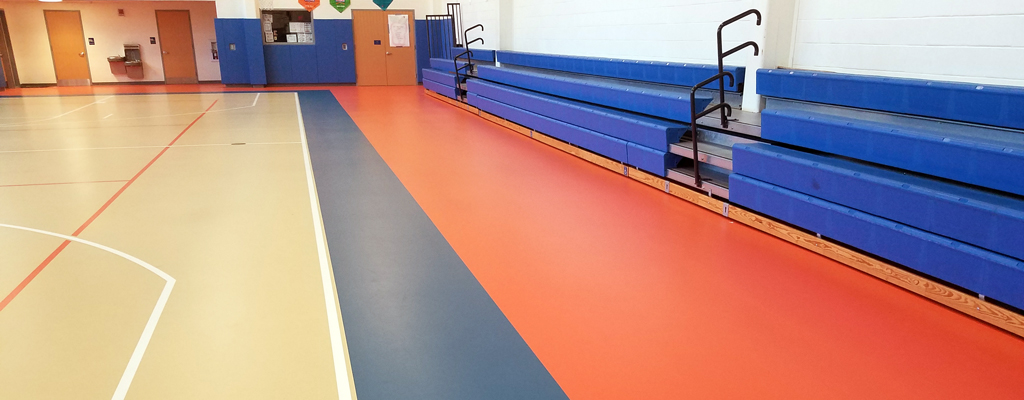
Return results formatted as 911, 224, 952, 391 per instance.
1, 85, 1022, 399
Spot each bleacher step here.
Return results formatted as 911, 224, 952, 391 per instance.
670, 141, 732, 170
696, 108, 762, 138
667, 166, 730, 199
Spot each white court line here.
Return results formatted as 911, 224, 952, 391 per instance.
0, 96, 114, 127
0, 223, 174, 400
0, 142, 301, 154
295, 93, 355, 400
103, 114, 114, 120
0, 93, 262, 128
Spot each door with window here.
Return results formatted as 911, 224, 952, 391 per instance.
44, 10, 91, 86
352, 10, 417, 86
156, 10, 199, 84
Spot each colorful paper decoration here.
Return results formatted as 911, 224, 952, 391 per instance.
299, 0, 320, 12
329, 0, 351, 13
372, 0, 393, 10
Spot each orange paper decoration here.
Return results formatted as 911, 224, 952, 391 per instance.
299, 0, 320, 12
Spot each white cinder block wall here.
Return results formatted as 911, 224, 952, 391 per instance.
512, 0, 759, 65
791, 0, 1024, 86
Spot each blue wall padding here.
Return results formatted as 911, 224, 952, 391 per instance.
430, 58, 468, 74
468, 94, 629, 163
476, 65, 712, 123
262, 20, 355, 84
733, 143, 1024, 260
628, 143, 682, 176
761, 109, 1024, 197
423, 79, 459, 100
455, 47, 496, 62
757, 69, 1024, 130
466, 79, 686, 152
416, 20, 428, 83
316, 19, 356, 83
423, 68, 459, 88
730, 174, 1024, 310
496, 50, 743, 91
215, 19, 266, 85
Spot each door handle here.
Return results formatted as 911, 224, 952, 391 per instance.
79, 52, 85, 57
386, 52, 392, 55
163, 51, 169, 54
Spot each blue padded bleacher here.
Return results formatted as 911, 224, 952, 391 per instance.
466, 79, 686, 152
469, 93, 629, 162
423, 68, 458, 87
730, 174, 1024, 310
468, 93, 682, 175
757, 69, 1024, 130
760, 108, 1024, 197
497, 51, 744, 91
733, 143, 1024, 260
454, 47, 496, 62
429, 58, 468, 74
476, 65, 713, 123
423, 79, 459, 100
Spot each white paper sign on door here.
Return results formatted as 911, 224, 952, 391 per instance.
387, 14, 410, 48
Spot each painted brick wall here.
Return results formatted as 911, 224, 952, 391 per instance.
791, 0, 1024, 86
511, 0, 758, 65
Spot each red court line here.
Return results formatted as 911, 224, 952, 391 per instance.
0, 180, 130, 188
0, 100, 219, 313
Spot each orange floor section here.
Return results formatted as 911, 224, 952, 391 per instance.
334, 86, 1024, 399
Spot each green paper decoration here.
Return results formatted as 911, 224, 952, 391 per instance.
372, 0, 393, 10
330, 0, 351, 13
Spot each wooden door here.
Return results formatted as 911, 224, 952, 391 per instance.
353, 10, 417, 86
352, 10, 388, 86
44, 10, 90, 86
0, 11, 18, 88
156, 10, 199, 84
383, 10, 417, 86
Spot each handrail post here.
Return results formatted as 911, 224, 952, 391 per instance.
715, 9, 761, 128
690, 71, 734, 188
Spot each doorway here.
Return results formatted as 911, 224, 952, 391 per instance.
156, 10, 199, 84
352, 9, 417, 86
0, 11, 19, 89
44, 10, 91, 86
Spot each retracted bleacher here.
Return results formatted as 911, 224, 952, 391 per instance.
732, 69, 1024, 310
422, 50, 747, 177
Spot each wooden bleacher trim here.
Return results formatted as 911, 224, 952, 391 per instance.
423, 87, 1024, 339
425, 89, 481, 115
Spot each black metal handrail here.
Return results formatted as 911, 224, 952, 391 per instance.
690, 71, 735, 187
715, 9, 761, 128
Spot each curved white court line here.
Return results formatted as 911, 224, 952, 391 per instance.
0, 223, 175, 400
294, 93, 356, 400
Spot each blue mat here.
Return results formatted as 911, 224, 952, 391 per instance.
497, 50, 744, 91
734, 143, 1024, 260
466, 79, 686, 152
757, 68, 1024, 130
301, 91, 569, 399
476, 65, 712, 123
730, 174, 1024, 310
761, 108, 1024, 197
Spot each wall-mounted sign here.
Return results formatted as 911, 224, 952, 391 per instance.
299, 0, 320, 12
329, 0, 351, 14
373, 0, 393, 10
